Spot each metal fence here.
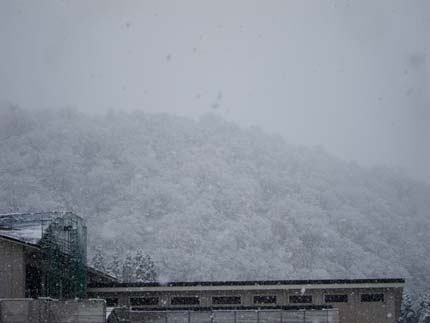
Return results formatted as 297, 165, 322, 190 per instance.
126, 309, 339, 323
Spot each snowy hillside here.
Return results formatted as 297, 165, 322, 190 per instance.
1, 106, 429, 295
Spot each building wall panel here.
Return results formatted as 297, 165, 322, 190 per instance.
0, 239, 26, 298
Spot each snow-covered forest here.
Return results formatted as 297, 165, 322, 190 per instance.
1, 105, 429, 297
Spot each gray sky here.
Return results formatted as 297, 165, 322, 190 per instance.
0, 0, 429, 182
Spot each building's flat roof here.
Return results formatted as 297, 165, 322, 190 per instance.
90, 278, 405, 288
88, 278, 405, 292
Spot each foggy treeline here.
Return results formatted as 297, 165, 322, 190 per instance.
91, 246, 158, 283
0, 105, 429, 298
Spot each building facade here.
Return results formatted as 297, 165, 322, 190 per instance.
89, 279, 404, 323
0, 235, 37, 298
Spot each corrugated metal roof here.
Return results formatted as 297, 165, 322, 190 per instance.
89, 278, 406, 289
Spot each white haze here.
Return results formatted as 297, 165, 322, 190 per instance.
1, 108, 429, 296
0, 0, 429, 182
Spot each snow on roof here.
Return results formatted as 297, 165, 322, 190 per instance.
89, 278, 406, 289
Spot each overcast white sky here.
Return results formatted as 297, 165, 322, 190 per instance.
0, 0, 429, 182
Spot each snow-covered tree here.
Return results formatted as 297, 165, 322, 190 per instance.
1, 106, 430, 294
134, 250, 157, 283
122, 254, 135, 283
91, 246, 107, 273
143, 255, 158, 282
417, 294, 430, 323
107, 253, 123, 281
399, 291, 416, 323
134, 249, 146, 283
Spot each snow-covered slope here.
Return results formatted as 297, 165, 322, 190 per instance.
0, 106, 429, 295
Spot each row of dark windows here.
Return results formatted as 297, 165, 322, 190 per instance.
171, 297, 200, 305
289, 295, 312, 304
105, 293, 384, 307
290, 294, 385, 304
212, 296, 278, 305
212, 296, 241, 305
325, 294, 348, 303
361, 293, 384, 302
131, 296, 159, 306
129, 296, 278, 306
324, 293, 384, 303
254, 295, 277, 304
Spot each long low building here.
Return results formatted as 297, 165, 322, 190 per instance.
89, 278, 405, 323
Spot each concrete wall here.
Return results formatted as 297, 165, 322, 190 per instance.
0, 299, 106, 323
126, 309, 340, 323
0, 239, 26, 298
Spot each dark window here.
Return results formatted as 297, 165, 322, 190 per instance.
361, 294, 384, 302
130, 297, 159, 306
212, 296, 241, 305
289, 295, 312, 304
253, 295, 277, 304
325, 295, 348, 303
171, 296, 200, 305
105, 297, 119, 307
